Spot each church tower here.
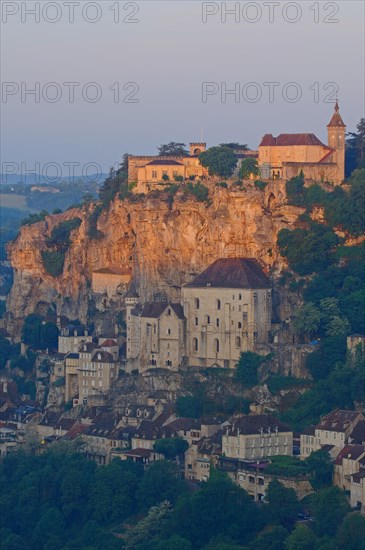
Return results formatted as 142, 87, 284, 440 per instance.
327, 101, 346, 184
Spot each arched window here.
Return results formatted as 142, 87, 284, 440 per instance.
236, 336, 241, 348
238, 294, 242, 300
193, 338, 198, 352
205, 315, 210, 324
214, 339, 220, 353
238, 322, 242, 329
195, 298, 200, 310
167, 308, 171, 316
216, 299, 221, 310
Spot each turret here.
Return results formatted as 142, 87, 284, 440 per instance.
327, 101, 346, 184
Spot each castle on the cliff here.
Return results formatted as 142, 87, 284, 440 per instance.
127, 103, 346, 187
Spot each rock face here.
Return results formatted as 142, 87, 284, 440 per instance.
6, 181, 302, 335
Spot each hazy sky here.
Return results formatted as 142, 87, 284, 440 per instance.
1, 0, 364, 176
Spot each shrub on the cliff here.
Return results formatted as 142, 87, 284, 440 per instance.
21, 210, 48, 226
41, 250, 65, 277
87, 205, 104, 240
46, 218, 82, 249
184, 182, 209, 203
254, 180, 267, 191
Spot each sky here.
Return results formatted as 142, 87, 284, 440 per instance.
1, 0, 364, 178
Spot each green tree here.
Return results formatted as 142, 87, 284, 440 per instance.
175, 395, 202, 418
250, 526, 289, 550
199, 146, 238, 178
137, 461, 186, 512
336, 513, 365, 550
284, 525, 318, 550
311, 486, 350, 537
305, 449, 333, 488
124, 501, 172, 550
153, 438, 189, 460
239, 158, 260, 180
267, 480, 300, 528
235, 352, 264, 387
158, 143, 188, 156
294, 303, 321, 337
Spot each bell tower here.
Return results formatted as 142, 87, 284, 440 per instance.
327, 101, 346, 184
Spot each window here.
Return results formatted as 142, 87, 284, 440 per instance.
173, 170, 178, 177
248, 476, 255, 483
162, 170, 168, 176
216, 299, 221, 310
236, 336, 241, 348
195, 317, 199, 326
214, 339, 220, 353
167, 328, 171, 335
193, 338, 199, 352
238, 322, 242, 329
167, 308, 171, 316
216, 318, 220, 327
205, 315, 210, 324
152, 170, 158, 178
238, 294, 242, 300
195, 298, 200, 310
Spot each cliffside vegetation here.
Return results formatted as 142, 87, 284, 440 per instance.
41, 218, 82, 277
1, 446, 363, 550
277, 158, 365, 429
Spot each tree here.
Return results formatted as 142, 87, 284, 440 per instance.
305, 449, 333, 489
284, 525, 318, 550
137, 461, 186, 511
336, 513, 365, 550
267, 480, 300, 528
158, 143, 188, 156
251, 526, 289, 550
234, 352, 264, 387
175, 395, 202, 418
199, 146, 238, 178
294, 303, 321, 337
220, 143, 248, 151
311, 486, 350, 536
239, 158, 260, 180
153, 438, 189, 460
124, 501, 172, 550
346, 118, 365, 175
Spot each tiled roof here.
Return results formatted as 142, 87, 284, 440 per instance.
226, 415, 291, 436
327, 102, 346, 127
101, 339, 118, 347
260, 133, 327, 147
335, 445, 365, 465
301, 425, 316, 436
123, 448, 152, 458
185, 258, 270, 289
317, 409, 362, 433
146, 159, 184, 166
92, 350, 115, 363
350, 420, 365, 445
140, 302, 185, 319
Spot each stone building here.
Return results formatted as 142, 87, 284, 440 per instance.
126, 301, 186, 372
300, 409, 365, 459
58, 326, 92, 354
182, 258, 271, 369
258, 103, 346, 184
128, 142, 208, 191
222, 415, 293, 460
334, 444, 365, 492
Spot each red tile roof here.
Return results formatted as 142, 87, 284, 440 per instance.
334, 445, 365, 465
260, 133, 327, 147
146, 159, 184, 166
185, 258, 270, 289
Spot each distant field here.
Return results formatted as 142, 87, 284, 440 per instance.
0, 194, 33, 211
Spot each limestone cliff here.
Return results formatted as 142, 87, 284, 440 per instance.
6, 181, 302, 334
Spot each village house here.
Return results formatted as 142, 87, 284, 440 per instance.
182, 258, 272, 369
258, 103, 345, 184
222, 415, 293, 460
350, 470, 365, 513
300, 409, 365, 459
184, 430, 223, 481
334, 444, 365, 492
219, 457, 313, 503
58, 326, 92, 354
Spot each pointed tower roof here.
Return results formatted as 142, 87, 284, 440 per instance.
327, 101, 346, 128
